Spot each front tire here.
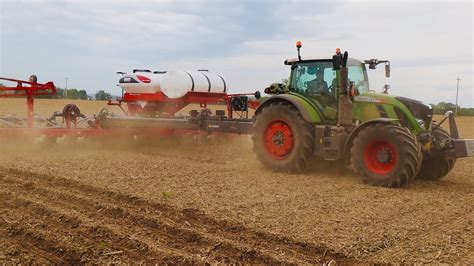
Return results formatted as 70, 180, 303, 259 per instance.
252, 102, 314, 173
351, 123, 422, 188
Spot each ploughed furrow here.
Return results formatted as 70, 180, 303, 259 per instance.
364, 213, 473, 263
1, 177, 282, 264
0, 210, 72, 264
0, 167, 349, 263
0, 190, 190, 264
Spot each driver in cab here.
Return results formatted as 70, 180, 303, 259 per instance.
306, 68, 329, 96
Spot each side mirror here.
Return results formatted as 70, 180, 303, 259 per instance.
332, 55, 341, 70
385, 63, 390, 78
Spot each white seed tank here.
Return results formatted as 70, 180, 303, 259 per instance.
118, 70, 227, 98
118, 71, 164, 94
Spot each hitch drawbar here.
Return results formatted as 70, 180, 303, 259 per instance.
452, 139, 474, 158
446, 112, 474, 159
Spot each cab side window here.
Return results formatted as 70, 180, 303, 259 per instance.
348, 66, 369, 93
293, 66, 313, 94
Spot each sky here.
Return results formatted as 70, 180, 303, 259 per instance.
1, 0, 473, 107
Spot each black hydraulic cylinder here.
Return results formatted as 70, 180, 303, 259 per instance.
339, 67, 348, 95
337, 51, 353, 127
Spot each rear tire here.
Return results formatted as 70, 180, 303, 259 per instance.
416, 126, 456, 180
252, 102, 314, 173
351, 123, 422, 188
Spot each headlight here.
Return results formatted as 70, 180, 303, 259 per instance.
416, 118, 425, 128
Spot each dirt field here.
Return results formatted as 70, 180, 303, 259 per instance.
0, 99, 473, 264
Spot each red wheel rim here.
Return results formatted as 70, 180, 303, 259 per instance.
363, 140, 397, 174
264, 120, 294, 159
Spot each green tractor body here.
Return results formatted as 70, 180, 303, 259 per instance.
252, 46, 473, 187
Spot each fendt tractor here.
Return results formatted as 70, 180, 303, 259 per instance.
251, 42, 473, 187
1, 42, 472, 188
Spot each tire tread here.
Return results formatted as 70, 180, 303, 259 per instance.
350, 123, 422, 188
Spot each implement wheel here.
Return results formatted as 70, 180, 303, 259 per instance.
252, 101, 314, 173
416, 125, 456, 180
351, 123, 422, 188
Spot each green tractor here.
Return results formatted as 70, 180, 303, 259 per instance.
252, 42, 473, 188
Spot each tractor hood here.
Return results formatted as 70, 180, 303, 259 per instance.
354, 93, 432, 117
353, 93, 433, 131
394, 96, 433, 120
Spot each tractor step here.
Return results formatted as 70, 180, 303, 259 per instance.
314, 126, 348, 161
323, 148, 340, 160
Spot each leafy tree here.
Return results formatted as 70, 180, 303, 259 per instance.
65, 88, 78, 99
458, 108, 474, 116
431, 102, 473, 116
95, 90, 112, 101
78, 90, 88, 100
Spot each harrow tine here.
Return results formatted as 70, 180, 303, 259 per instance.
0, 118, 22, 127
33, 135, 56, 145
10, 113, 26, 122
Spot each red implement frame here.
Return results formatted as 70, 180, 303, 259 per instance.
0, 76, 259, 139
108, 91, 260, 118
0, 77, 56, 127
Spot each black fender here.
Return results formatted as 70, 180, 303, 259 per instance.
344, 118, 400, 158
255, 94, 324, 123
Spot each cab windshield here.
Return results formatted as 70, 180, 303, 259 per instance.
289, 60, 369, 103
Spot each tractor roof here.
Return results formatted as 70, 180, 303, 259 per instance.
284, 57, 363, 65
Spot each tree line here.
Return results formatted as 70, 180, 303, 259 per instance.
37, 87, 112, 101
430, 102, 474, 116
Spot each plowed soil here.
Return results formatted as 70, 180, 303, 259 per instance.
0, 99, 473, 264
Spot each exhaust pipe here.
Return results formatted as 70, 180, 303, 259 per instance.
333, 50, 353, 127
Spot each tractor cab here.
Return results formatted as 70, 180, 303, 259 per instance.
282, 43, 390, 121
285, 58, 369, 109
